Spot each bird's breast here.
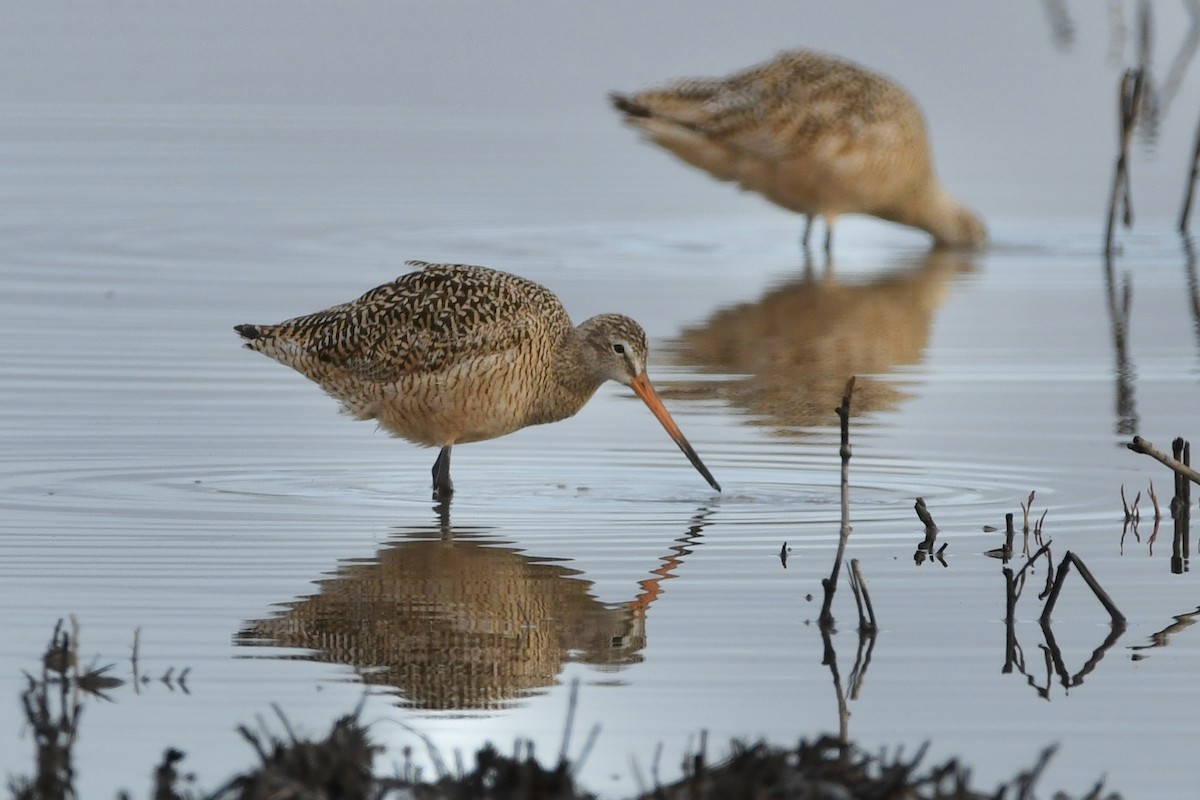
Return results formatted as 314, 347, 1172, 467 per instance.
371, 346, 560, 447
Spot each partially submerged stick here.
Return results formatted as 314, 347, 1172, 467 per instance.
1173, 438, 1193, 510
1127, 435, 1200, 486
913, 497, 937, 532
1039, 551, 1126, 625
848, 559, 877, 634
987, 512, 1017, 562
1171, 440, 1192, 574
913, 497, 942, 564
819, 377, 856, 627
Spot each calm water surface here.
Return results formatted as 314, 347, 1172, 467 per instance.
4, 4, 1200, 798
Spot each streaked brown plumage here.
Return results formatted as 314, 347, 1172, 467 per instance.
611, 48, 986, 251
234, 261, 720, 500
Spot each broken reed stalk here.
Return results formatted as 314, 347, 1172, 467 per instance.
1171, 439, 1192, 573
1015, 541, 1054, 589
1004, 539, 1053, 622
1120, 484, 1137, 521
1174, 438, 1192, 508
819, 376, 856, 628
1039, 551, 1126, 625
847, 563, 866, 625
848, 558, 877, 634
1105, 67, 1145, 254
1127, 435, 1200, 486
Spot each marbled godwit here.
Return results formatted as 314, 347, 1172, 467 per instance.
611, 48, 987, 252
234, 261, 720, 500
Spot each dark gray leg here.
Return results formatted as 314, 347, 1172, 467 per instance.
431, 445, 454, 501
800, 215, 813, 250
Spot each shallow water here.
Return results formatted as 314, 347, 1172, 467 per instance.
4, 3, 1200, 798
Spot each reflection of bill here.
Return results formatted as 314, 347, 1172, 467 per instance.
236, 515, 707, 710
667, 252, 975, 431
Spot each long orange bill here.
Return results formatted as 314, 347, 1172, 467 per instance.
630, 373, 722, 492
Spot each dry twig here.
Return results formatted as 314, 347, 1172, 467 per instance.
1127, 435, 1200, 485
1040, 551, 1126, 625
819, 377, 856, 628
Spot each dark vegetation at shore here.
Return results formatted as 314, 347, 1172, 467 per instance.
7, 619, 1119, 800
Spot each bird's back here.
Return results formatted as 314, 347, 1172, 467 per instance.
613, 49, 934, 220
236, 262, 574, 442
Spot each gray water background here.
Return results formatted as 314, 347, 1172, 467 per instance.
2, 3, 1199, 798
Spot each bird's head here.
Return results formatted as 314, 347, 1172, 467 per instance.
580, 313, 649, 386
577, 313, 720, 492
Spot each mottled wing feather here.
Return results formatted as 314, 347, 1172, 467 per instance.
623, 49, 915, 162
257, 262, 567, 385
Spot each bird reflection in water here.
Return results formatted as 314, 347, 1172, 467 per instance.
666, 251, 976, 430
236, 512, 709, 710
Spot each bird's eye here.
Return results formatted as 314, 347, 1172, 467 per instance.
612, 343, 626, 355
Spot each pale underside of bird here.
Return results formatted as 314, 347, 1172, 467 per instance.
611, 48, 986, 252
234, 261, 720, 501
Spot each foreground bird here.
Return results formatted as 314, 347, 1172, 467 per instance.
611, 48, 986, 252
234, 261, 721, 501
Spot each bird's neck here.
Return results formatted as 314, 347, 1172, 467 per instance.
526, 327, 607, 427
885, 180, 984, 248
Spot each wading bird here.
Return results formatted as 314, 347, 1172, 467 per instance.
611, 48, 986, 252
235, 261, 721, 501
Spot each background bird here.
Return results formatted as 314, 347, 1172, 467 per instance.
234, 261, 721, 501
611, 48, 986, 252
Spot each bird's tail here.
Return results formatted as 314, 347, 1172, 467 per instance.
610, 92, 652, 118
234, 323, 262, 341
234, 324, 282, 356
609, 88, 719, 139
